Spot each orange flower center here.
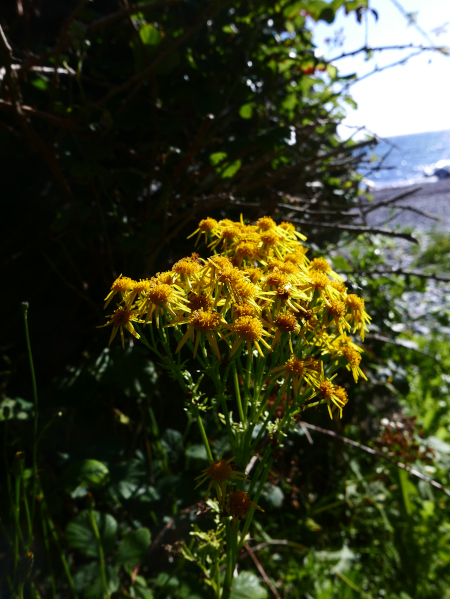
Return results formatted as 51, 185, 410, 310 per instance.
228, 490, 251, 518
206, 459, 233, 483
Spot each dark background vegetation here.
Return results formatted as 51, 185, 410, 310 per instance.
2, 1, 450, 598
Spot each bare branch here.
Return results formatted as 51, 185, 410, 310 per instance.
343, 268, 450, 283
286, 217, 418, 244
330, 43, 447, 62
300, 422, 450, 499
0, 25, 74, 200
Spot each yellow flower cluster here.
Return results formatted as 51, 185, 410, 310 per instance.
100, 216, 371, 418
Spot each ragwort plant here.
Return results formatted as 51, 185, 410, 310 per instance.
100, 215, 370, 598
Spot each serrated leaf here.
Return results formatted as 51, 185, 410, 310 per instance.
66, 510, 118, 557
231, 571, 268, 599
115, 528, 152, 566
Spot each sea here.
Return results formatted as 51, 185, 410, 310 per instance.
357, 129, 450, 190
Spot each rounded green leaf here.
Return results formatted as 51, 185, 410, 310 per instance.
115, 528, 152, 566
62, 460, 110, 491
319, 7, 335, 23
239, 103, 253, 119
231, 571, 268, 599
66, 510, 118, 557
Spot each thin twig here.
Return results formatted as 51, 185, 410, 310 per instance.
329, 43, 446, 62
287, 218, 418, 244
243, 542, 282, 599
362, 186, 422, 213
244, 539, 309, 554
300, 422, 450, 498
0, 25, 74, 200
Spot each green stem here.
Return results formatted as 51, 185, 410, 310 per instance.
238, 456, 274, 554
40, 492, 78, 599
193, 405, 213, 462
41, 512, 57, 599
19, 461, 32, 550
232, 364, 245, 425
21, 303, 39, 530
88, 505, 108, 597
14, 471, 21, 578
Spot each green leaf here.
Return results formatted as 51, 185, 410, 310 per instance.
185, 444, 209, 462
398, 469, 417, 516
139, 24, 162, 46
85, 565, 119, 599
221, 159, 242, 179
66, 510, 118, 558
62, 460, 110, 491
326, 64, 338, 80
260, 483, 284, 509
319, 7, 335, 23
239, 103, 253, 119
209, 152, 228, 166
231, 571, 268, 599
115, 528, 152, 566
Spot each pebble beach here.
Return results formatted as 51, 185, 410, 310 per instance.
367, 178, 450, 232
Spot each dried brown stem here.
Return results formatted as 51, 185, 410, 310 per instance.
243, 542, 282, 599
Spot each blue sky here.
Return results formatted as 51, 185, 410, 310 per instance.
312, 0, 450, 138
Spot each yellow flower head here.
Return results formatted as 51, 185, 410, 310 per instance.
153, 271, 175, 285
190, 308, 221, 332
199, 217, 217, 232
257, 216, 276, 230
319, 379, 348, 418
227, 489, 264, 529
104, 276, 136, 308
260, 231, 281, 247
308, 271, 330, 291
342, 345, 367, 383
232, 316, 263, 342
270, 355, 321, 395
230, 315, 272, 359
236, 241, 259, 260
245, 266, 264, 284
346, 294, 371, 340
147, 283, 174, 305
310, 258, 331, 273
264, 271, 289, 288
172, 257, 202, 276
274, 311, 298, 333
99, 307, 140, 348
194, 456, 247, 503
188, 292, 213, 312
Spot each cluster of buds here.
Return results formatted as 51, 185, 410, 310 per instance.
100, 215, 370, 419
